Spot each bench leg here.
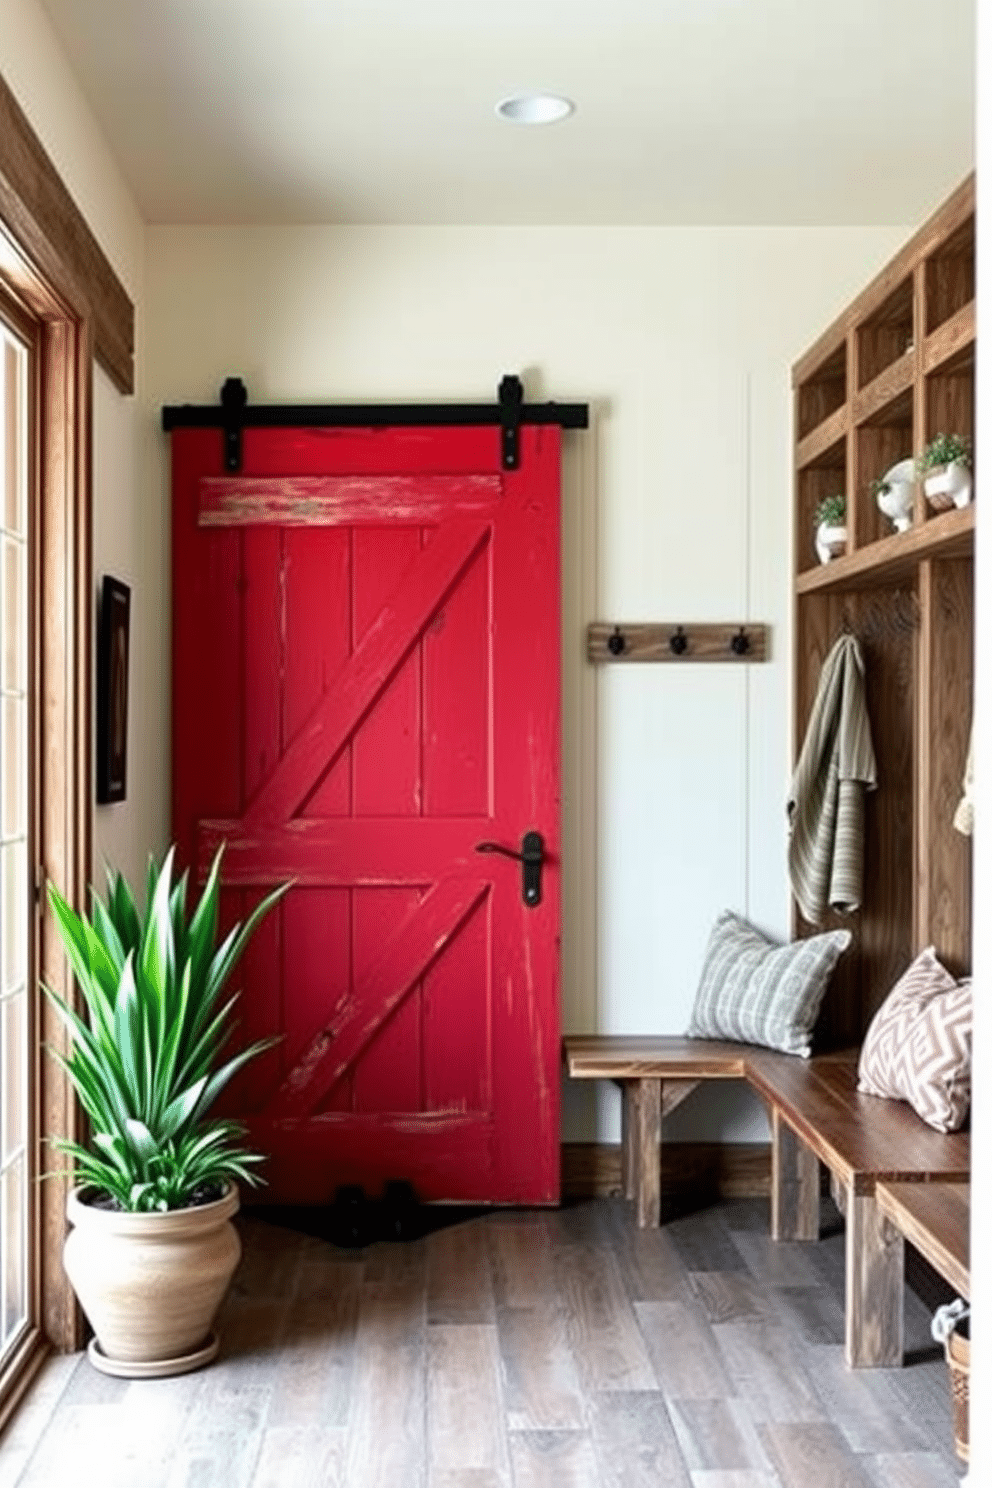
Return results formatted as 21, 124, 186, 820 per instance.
770, 1108, 819, 1241
634, 1078, 661, 1229
845, 1187, 904, 1368
621, 1081, 639, 1201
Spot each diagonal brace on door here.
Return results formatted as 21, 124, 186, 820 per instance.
241, 518, 491, 829
264, 877, 490, 1120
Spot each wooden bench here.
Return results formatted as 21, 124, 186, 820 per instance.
876, 1180, 970, 1301
563, 1034, 970, 1368
563, 1037, 749, 1228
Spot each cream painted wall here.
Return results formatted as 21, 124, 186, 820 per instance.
92, 366, 167, 895
144, 223, 910, 1142
0, 0, 162, 895
0, 0, 143, 299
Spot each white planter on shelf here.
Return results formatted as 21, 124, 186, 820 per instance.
923, 460, 972, 512
876, 482, 915, 532
815, 522, 847, 564
876, 458, 916, 532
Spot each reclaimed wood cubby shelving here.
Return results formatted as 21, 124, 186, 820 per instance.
793, 173, 975, 1047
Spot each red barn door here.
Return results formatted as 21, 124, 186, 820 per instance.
171, 423, 561, 1205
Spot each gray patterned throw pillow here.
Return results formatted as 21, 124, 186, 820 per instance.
686, 910, 852, 1057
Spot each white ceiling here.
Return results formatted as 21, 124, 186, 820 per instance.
39, 0, 975, 226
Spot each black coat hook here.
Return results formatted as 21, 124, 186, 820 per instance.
669, 626, 688, 656
730, 627, 750, 656
607, 626, 626, 656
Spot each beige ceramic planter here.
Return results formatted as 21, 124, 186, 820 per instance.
64, 1183, 241, 1377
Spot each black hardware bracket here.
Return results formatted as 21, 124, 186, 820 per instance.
498, 374, 523, 470
163, 376, 589, 474
221, 376, 247, 473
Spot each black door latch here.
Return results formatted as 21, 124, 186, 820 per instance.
475, 831, 544, 907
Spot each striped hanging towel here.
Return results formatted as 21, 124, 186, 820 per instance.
788, 633, 877, 924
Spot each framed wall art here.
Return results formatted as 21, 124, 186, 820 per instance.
96, 576, 131, 804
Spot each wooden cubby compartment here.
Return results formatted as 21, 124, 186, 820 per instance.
792, 174, 975, 1047
857, 277, 914, 389
924, 341, 975, 522
856, 388, 914, 550
797, 343, 846, 440
925, 211, 975, 335
797, 439, 846, 575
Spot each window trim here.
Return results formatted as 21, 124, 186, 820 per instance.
0, 64, 134, 1396
0, 72, 133, 395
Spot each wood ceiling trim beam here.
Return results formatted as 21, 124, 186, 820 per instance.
0, 68, 134, 394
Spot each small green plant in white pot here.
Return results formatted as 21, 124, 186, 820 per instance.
46, 846, 287, 1377
917, 433, 972, 512
813, 493, 847, 564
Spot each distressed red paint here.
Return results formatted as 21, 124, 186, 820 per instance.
171, 423, 561, 1205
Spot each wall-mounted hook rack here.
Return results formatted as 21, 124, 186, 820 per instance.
587, 621, 770, 665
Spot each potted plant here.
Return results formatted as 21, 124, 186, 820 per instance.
916, 433, 973, 512
45, 845, 287, 1378
813, 493, 847, 564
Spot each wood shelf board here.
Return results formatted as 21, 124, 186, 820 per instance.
792, 176, 974, 389
795, 503, 975, 595
793, 329, 848, 393
930, 211, 975, 263
876, 1180, 970, 1300
853, 372, 914, 430
924, 301, 975, 377
796, 410, 848, 471
860, 275, 914, 331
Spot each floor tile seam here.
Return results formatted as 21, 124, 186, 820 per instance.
424, 1319, 513, 1480
666, 1392, 780, 1479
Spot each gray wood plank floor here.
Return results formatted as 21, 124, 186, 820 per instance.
0, 1197, 965, 1486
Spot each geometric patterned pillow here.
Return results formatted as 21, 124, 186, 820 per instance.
686, 910, 852, 1057
857, 947, 972, 1132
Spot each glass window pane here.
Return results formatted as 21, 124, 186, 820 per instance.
1, 697, 24, 837
2, 1158, 26, 1348
2, 992, 25, 1160
1, 841, 26, 994
3, 340, 24, 537
3, 538, 24, 693
0, 320, 31, 1376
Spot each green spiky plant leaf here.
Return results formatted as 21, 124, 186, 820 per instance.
813, 492, 846, 531
45, 846, 289, 1213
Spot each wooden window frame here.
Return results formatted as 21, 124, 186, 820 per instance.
0, 66, 134, 1413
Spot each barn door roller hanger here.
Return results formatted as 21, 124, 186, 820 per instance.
162, 375, 589, 473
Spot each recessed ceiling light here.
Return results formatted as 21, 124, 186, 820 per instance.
495, 93, 574, 125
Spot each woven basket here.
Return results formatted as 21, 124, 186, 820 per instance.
946, 1320, 970, 1464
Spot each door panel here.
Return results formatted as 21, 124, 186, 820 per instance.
172, 423, 560, 1204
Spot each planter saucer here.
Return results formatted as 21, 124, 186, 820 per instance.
87, 1329, 220, 1379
